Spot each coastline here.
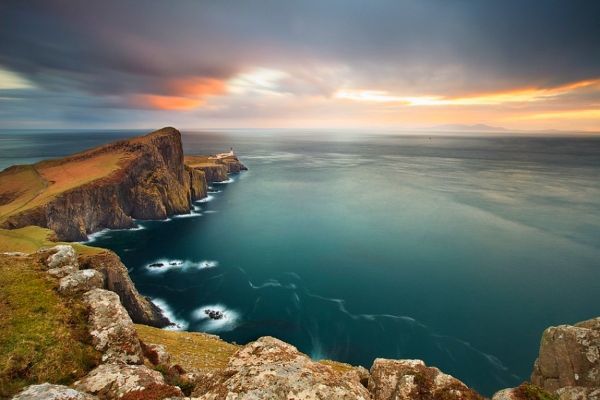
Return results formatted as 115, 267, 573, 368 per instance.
0, 128, 597, 399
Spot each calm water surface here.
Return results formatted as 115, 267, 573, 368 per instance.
1, 129, 599, 395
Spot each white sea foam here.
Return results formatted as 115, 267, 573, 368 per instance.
204, 210, 218, 214
145, 259, 218, 273
197, 195, 214, 203
83, 225, 145, 243
213, 177, 234, 184
173, 211, 202, 219
151, 298, 188, 330
192, 303, 240, 332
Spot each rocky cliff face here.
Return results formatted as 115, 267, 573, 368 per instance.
530, 317, 599, 398
79, 250, 170, 328
1, 128, 193, 241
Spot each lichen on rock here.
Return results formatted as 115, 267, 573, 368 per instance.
531, 317, 600, 393
191, 336, 371, 399
12, 383, 98, 400
58, 269, 105, 295
73, 364, 182, 400
368, 358, 483, 400
82, 289, 143, 365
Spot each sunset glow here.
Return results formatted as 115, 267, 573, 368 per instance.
0, 2, 599, 131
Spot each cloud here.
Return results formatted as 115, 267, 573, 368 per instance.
0, 0, 599, 129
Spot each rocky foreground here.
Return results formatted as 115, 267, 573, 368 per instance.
6, 244, 599, 400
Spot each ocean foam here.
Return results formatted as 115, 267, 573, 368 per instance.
197, 195, 214, 203
213, 177, 234, 184
145, 259, 218, 273
192, 303, 240, 332
151, 298, 189, 330
173, 211, 202, 219
83, 225, 145, 243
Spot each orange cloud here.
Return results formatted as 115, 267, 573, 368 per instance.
134, 77, 228, 110
335, 78, 600, 107
134, 95, 205, 110
170, 77, 227, 97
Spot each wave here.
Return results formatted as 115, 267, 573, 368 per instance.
150, 298, 188, 330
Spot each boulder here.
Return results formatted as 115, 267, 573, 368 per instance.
368, 358, 483, 400
73, 364, 182, 400
531, 317, 599, 392
492, 383, 556, 400
83, 289, 143, 365
556, 386, 600, 400
141, 341, 172, 366
48, 264, 79, 278
12, 383, 97, 399
79, 250, 171, 328
58, 269, 104, 295
191, 336, 371, 399
45, 245, 78, 269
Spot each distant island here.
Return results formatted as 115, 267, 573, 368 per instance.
0, 128, 597, 400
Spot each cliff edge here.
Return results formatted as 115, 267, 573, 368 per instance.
0, 127, 245, 242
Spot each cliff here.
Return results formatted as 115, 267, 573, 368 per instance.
0, 127, 246, 242
79, 250, 170, 328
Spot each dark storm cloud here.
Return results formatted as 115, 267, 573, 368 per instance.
2, 1, 600, 92
0, 0, 599, 126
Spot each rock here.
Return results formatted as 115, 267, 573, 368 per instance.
141, 341, 172, 366
492, 388, 521, 400
368, 358, 483, 400
193, 164, 228, 184
79, 250, 170, 328
556, 386, 600, 400
12, 383, 97, 399
73, 364, 182, 400
45, 245, 78, 269
531, 317, 600, 393
191, 336, 371, 399
2, 251, 27, 257
83, 288, 143, 365
47, 264, 79, 278
186, 165, 208, 201
221, 158, 247, 173
492, 383, 556, 400
58, 269, 104, 295
204, 309, 224, 320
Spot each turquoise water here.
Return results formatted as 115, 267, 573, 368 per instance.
1, 130, 599, 395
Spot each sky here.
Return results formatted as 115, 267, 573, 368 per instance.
0, 0, 599, 131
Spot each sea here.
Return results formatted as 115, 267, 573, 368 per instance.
1, 128, 599, 395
